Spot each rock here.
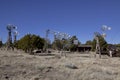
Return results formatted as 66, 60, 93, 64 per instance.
65, 63, 78, 69
34, 77, 39, 80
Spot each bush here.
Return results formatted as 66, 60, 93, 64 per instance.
15, 34, 45, 53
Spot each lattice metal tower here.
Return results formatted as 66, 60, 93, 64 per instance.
94, 32, 101, 58
6, 24, 16, 49
94, 25, 111, 58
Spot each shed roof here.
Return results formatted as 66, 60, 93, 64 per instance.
78, 45, 92, 47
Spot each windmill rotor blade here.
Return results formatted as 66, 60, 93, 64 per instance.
108, 27, 111, 30
15, 26, 17, 29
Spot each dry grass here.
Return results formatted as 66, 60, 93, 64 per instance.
0, 50, 120, 80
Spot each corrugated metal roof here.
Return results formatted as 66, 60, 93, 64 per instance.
78, 45, 92, 47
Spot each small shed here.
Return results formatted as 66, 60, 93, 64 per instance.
77, 45, 92, 52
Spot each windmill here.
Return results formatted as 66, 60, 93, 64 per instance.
94, 25, 111, 58
44, 29, 71, 54
6, 24, 17, 50
94, 32, 101, 58
44, 29, 58, 51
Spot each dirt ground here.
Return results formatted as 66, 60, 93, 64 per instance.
0, 49, 120, 80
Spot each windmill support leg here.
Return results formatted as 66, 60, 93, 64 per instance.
109, 50, 112, 57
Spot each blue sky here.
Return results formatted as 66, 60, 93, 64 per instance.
0, 0, 120, 44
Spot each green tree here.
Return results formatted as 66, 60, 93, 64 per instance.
85, 40, 93, 45
52, 35, 81, 51
16, 34, 45, 53
69, 36, 81, 51
52, 39, 63, 50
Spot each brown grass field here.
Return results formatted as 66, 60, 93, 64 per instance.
0, 49, 120, 80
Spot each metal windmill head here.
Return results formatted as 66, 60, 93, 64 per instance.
102, 25, 108, 31
7, 25, 11, 31
7, 24, 17, 31
102, 25, 111, 31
